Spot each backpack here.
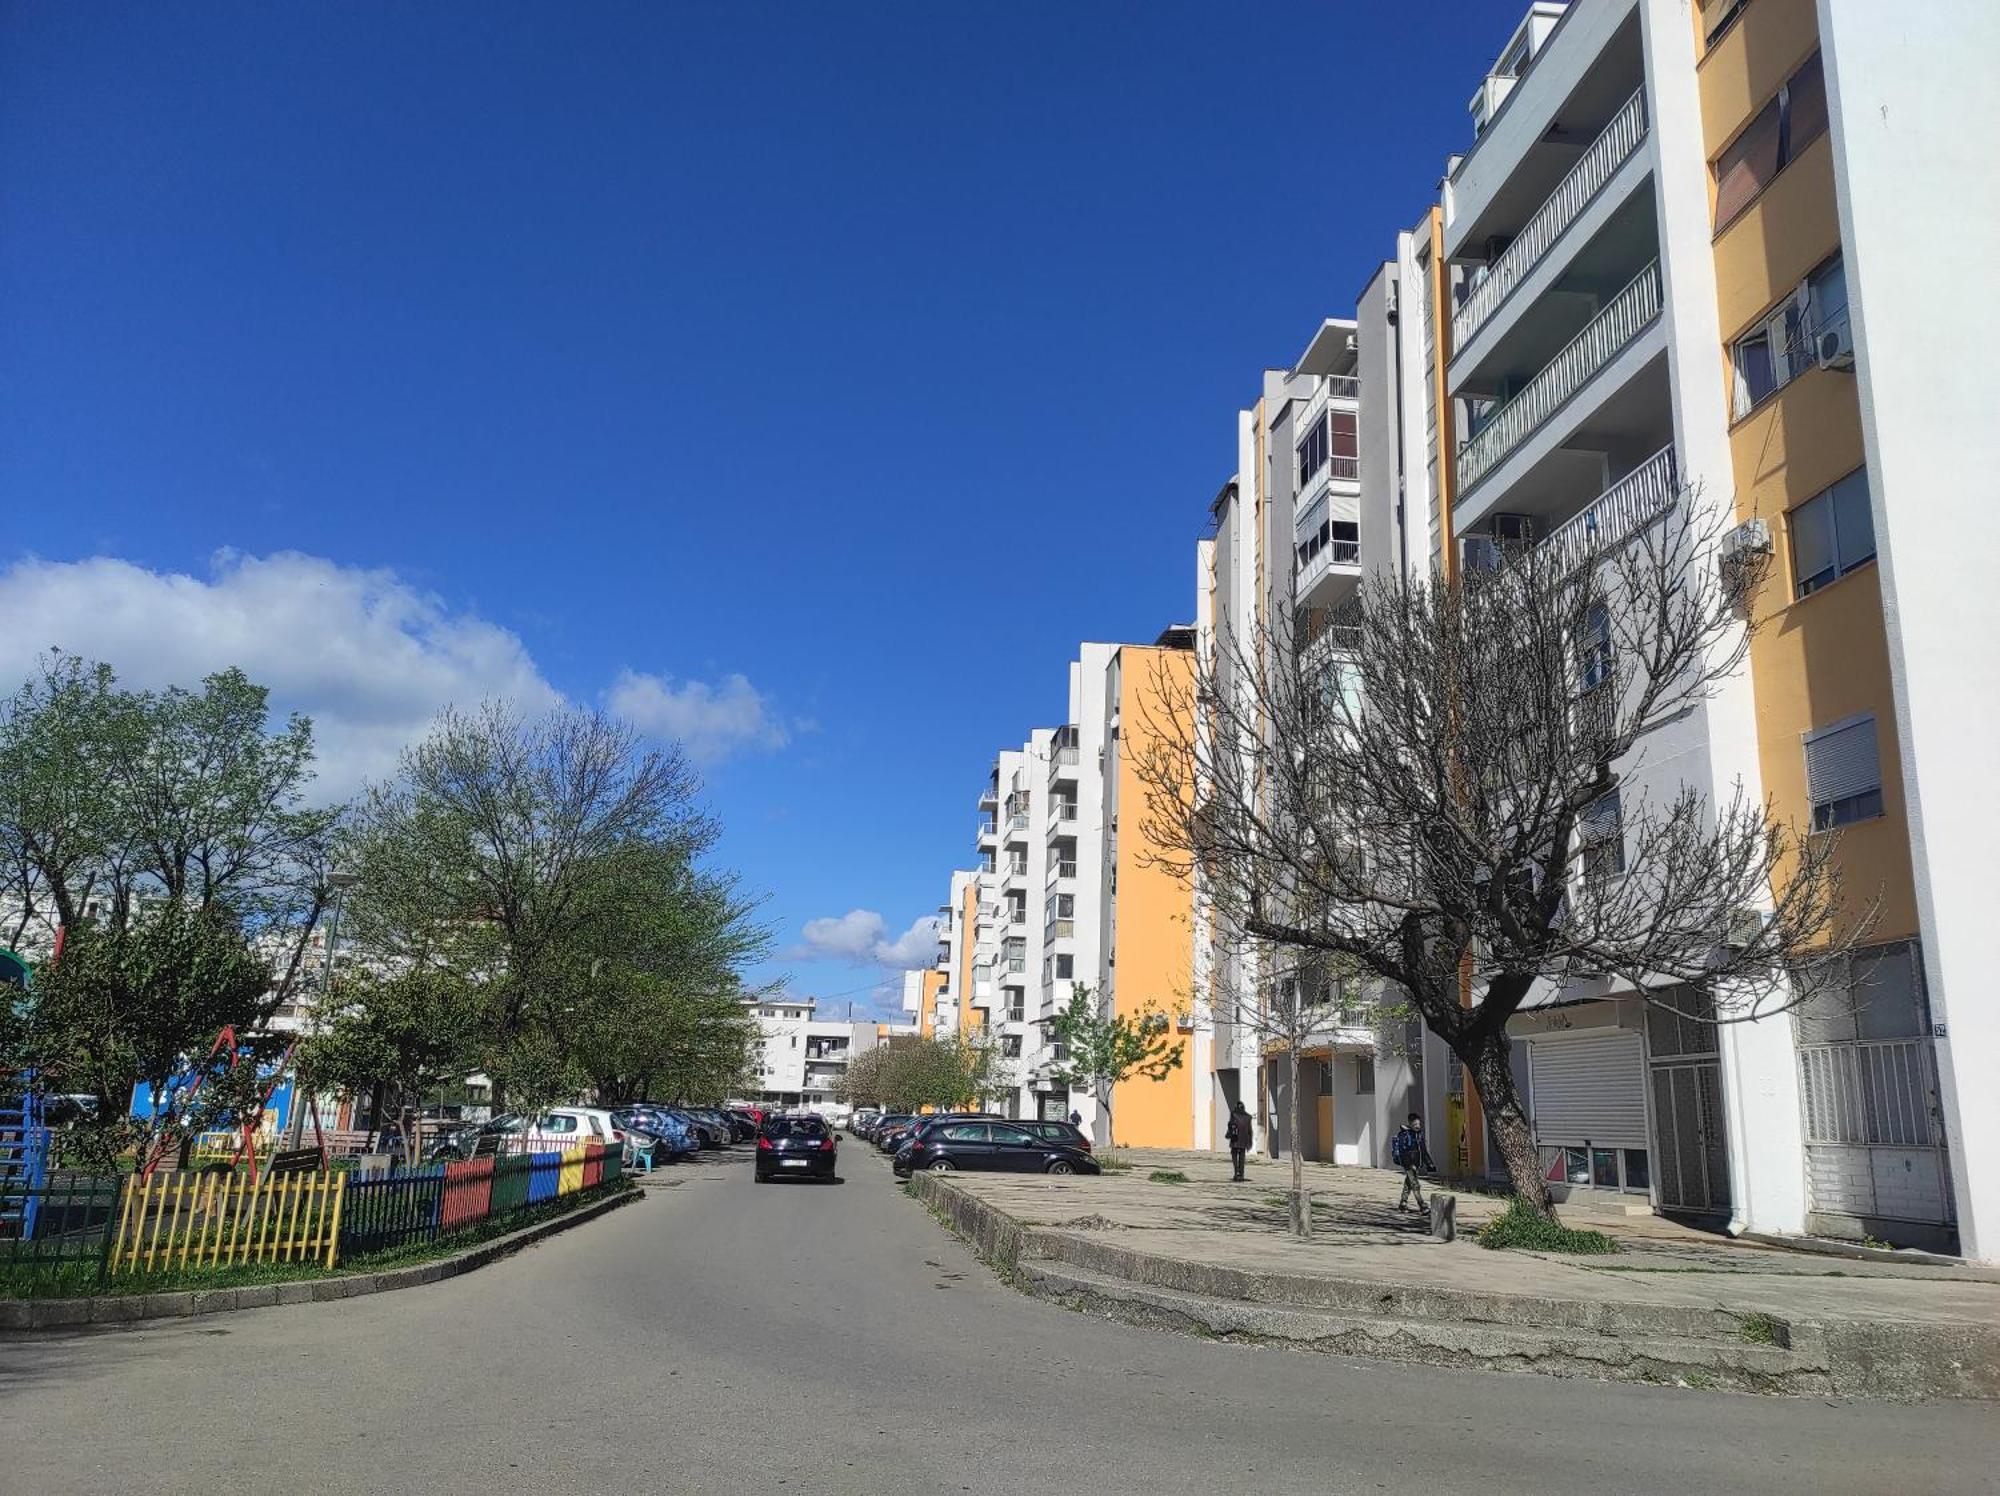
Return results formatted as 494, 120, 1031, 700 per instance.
1391, 1129, 1415, 1167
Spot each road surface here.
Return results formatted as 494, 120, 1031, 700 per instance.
3, 1145, 1995, 1494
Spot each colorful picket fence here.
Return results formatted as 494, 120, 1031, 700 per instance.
109, 1169, 347, 1272
335, 1143, 617, 1259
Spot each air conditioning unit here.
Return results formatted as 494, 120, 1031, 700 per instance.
1459, 535, 1502, 573
1719, 517, 1773, 566
1721, 906, 1767, 953
1816, 323, 1856, 371
1492, 513, 1536, 545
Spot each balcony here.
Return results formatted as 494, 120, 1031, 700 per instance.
1538, 445, 1677, 576
1044, 919, 1075, 942
976, 818, 997, 845
1453, 89, 1648, 352
1045, 801, 1077, 834
1456, 260, 1661, 498
1294, 532, 1360, 607
1045, 858, 1077, 886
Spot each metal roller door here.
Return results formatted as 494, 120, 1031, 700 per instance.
1526, 1032, 1648, 1148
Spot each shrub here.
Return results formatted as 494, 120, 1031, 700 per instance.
1475, 1197, 1620, 1255
1148, 1169, 1188, 1184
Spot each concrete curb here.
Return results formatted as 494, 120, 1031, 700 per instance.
0, 1185, 642, 1334
906, 1172, 2000, 1401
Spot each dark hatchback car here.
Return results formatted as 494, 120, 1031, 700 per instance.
754, 1114, 838, 1182
893, 1120, 1100, 1177
871, 1115, 918, 1152
1022, 1120, 1092, 1153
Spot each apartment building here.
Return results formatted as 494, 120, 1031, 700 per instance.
744, 996, 896, 1112
1195, 325, 1425, 1174
1172, 0, 1994, 1257
1407, 0, 1989, 1253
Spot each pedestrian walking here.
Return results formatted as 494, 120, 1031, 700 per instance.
1068, 1109, 1082, 1128
1224, 1101, 1253, 1181
1391, 1112, 1435, 1212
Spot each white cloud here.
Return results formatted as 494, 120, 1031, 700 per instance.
791, 908, 941, 969
0, 550, 791, 802
605, 668, 788, 764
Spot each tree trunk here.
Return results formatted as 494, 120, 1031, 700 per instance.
1287, 1045, 1310, 1239
1462, 1031, 1556, 1219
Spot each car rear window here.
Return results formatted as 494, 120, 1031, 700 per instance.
761, 1116, 830, 1139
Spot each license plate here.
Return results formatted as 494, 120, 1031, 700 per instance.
781, 1158, 809, 1167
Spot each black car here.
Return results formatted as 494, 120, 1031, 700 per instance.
754, 1114, 838, 1182
893, 1120, 1099, 1177
1021, 1119, 1092, 1154
871, 1114, 917, 1152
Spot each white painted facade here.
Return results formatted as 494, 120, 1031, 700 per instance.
1813, 0, 2000, 1261
744, 995, 893, 1112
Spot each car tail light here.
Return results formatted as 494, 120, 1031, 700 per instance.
756, 1136, 773, 1151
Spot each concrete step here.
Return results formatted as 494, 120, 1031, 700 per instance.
1017, 1259, 1831, 1396
1032, 1229, 1775, 1345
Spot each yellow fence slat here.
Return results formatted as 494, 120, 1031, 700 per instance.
324, 1172, 346, 1269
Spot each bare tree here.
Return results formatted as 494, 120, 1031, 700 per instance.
1139, 500, 1863, 1221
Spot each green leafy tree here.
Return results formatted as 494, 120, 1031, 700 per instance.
297, 967, 486, 1167
23, 899, 273, 1170
1046, 983, 1185, 1148
835, 1035, 1011, 1113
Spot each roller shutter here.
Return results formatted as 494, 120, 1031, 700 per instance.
1526, 1032, 1648, 1149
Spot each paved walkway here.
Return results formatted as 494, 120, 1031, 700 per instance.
962, 1147, 2000, 1331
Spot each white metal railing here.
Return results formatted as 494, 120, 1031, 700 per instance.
1295, 538, 1361, 597
977, 818, 996, 839
1453, 89, 1649, 350
1047, 745, 1081, 777
1049, 801, 1076, 822
1325, 375, 1359, 401
1007, 813, 1030, 832
1538, 446, 1677, 575
1045, 859, 1078, 884
1457, 260, 1661, 495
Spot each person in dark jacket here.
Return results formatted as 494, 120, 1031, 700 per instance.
1391, 1113, 1436, 1212
1224, 1101, 1254, 1181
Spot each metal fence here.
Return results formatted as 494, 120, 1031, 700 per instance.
0, 1138, 622, 1286
0, 1175, 123, 1279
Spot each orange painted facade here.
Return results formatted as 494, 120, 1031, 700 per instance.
1107, 645, 1199, 1149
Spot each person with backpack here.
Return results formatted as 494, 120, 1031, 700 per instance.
1224, 1100, 1254, 1181
1391, 1112, 1435, 1213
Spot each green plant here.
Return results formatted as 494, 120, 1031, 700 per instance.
1739, 1312, 1783, 1346
1097, 1153, 1133, 1173
1475, 1197, 1620, 1255
1148, 1169, 1188, 1184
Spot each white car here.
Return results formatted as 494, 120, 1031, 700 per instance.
487, 1107, 628, 1152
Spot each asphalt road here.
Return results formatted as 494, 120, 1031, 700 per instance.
3, 1144, 1996, 1495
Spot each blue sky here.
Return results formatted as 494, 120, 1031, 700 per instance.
0, 2, 1516, 1018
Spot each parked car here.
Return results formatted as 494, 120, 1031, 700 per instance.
753, 1113, 838, 1183
613, 1106, 696, 1160
721, 1108, 760, 1141
894, 1112, 1004, 1152
893, 1120, 1100, 1177
480, 1107, 630, 1154
691, 1107, 746, 1144
849, 1108, 883, 1137
1021, 1119, 1092, 1153
871, 1114, 918, 1152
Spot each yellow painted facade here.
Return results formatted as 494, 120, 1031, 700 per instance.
916, 967, 944, 1039
1703, 0, 1915, 946
1108, 644, 1199, 1149
957, 880, 982, 1031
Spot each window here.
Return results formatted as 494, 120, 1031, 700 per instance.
941, 1123, 987, 1142
1296, 415, 1329, 489
1805, 715, 1883, 831
990, 1124, 1036, 1146
1712, 50, 1827, 228
1731, 255, 1846, 417
1054, 954, 1074, 980
1579, 789, 1625, 880
1789, 467, 1874, 596
1575, 602, 1612, 693
1002, 1034, 1022, 1058
1354, 1057, 1375, 1095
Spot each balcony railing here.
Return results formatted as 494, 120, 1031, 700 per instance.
1007, 813, 1030, 833
1046, 859, 1078, 884
1324, 374, 1359, 401
1453, 89, 1649, 350
1457, 259, 1661, 496
1296, 538, 1361, 597
1048, 802, 1077, 823
976, 818, 996, 839
1047, 745, 1081, 779
1538, 445, 1678, 576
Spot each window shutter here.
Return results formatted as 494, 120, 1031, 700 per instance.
1581, 790, 1621, 843
1805, 717, 1879, 806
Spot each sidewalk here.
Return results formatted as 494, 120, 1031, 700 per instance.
905, 1147, 2000, 1399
